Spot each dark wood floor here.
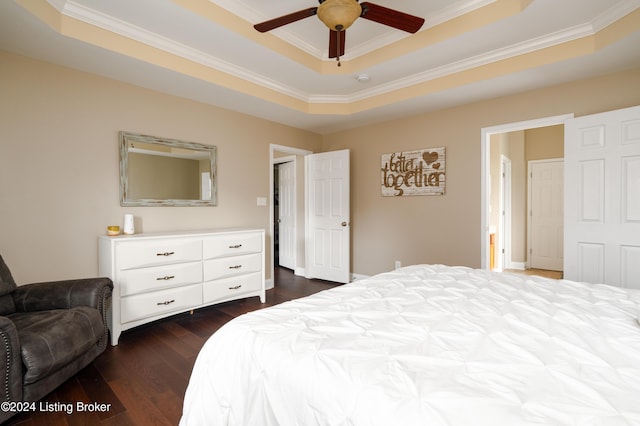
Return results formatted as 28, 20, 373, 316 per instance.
6, 268, 339, 426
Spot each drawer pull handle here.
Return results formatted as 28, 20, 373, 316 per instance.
229, 265, 242, 269
229, 244, 243, 249
156, 252, 175, 257
157, 299, 175, 305
228, 285, 242, 290
156, 275, 175, 281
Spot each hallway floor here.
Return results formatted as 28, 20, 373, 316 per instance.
505, 268, 563, 280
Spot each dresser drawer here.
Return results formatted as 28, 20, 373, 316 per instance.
117, 238, 201, 270
203, 272, 262, 304
119, 261, 202, 297
121, 283, 202, 324
203, 253, 262, 281
203, 232, 262, 259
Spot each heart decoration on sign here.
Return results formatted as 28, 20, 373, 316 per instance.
432, 162, 441, 169
423, 151, 439, 165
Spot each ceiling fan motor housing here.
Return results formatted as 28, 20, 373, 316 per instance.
317, 0, 362, 31
253, 1, 425, 63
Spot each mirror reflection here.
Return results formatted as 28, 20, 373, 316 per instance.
119, 132, 217, 206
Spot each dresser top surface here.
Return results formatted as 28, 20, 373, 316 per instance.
99, 227, 264, 241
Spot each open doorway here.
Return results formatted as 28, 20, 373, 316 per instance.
269, 144, 312, 289
273, 158, 296, 270
481, 114, 573, 273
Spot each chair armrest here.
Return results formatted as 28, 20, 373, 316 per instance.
0, 316, 23, 408
12, 278, 113, 316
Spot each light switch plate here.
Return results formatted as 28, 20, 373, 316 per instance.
256, 197, 267, 206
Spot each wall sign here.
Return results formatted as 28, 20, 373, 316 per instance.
381, 147, 446, 196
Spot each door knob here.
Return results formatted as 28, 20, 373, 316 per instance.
341, 221, 348, 227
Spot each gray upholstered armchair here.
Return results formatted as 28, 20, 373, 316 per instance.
0, 254, 112, 423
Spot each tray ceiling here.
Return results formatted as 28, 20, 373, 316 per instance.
1, 0, 639, 134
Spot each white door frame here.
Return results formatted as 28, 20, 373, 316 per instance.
498, 155, 512, 271
481, 113, 574, 269
269, 144, 313, 289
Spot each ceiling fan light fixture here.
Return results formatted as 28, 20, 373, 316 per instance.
317, 0, 362, 31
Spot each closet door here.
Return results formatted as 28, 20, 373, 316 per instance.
277, 161, 296, 270
529, 159, 564, 271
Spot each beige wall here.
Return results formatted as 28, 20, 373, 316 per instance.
0, 51, 321, 283
508, 131, 527, 264
322, 67, 640, 276
526, 125, 564, 160
2, 50, 639, 282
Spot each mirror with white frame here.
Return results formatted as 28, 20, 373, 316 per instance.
119, 131, 217, 206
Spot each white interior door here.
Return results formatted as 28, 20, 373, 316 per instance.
305, 150, 350, 284
529, 159, 564, 271
277, 161, 295, 270
564, 105, 640, 287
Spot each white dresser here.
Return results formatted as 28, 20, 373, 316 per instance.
98, 228, 265, 345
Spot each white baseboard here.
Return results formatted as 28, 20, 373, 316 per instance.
509, 262, 526, 270
351, 273, 369, 282
274, 267, 368, 284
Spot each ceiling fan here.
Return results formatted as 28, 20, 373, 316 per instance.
253, 0, 425, 66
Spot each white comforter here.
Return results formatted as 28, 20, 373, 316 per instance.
180, 265, 640, 425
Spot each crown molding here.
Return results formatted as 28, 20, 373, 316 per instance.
212, 0, 496, 59
346, 0, 495, 58
209, 0, 263, 22
45, 0, 68, 12
60, 1, 310, 101
52, 0, 640, 106
312, 1, 640, 104
592, 0, 640, 31
423, 0, 496, 28
311, 23, 597, 104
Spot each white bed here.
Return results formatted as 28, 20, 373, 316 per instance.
180, 264, 640, 425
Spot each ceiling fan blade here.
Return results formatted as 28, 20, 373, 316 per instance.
254, 7, 318, 33
328, 29, 346, 59
360, 2, 425, 33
